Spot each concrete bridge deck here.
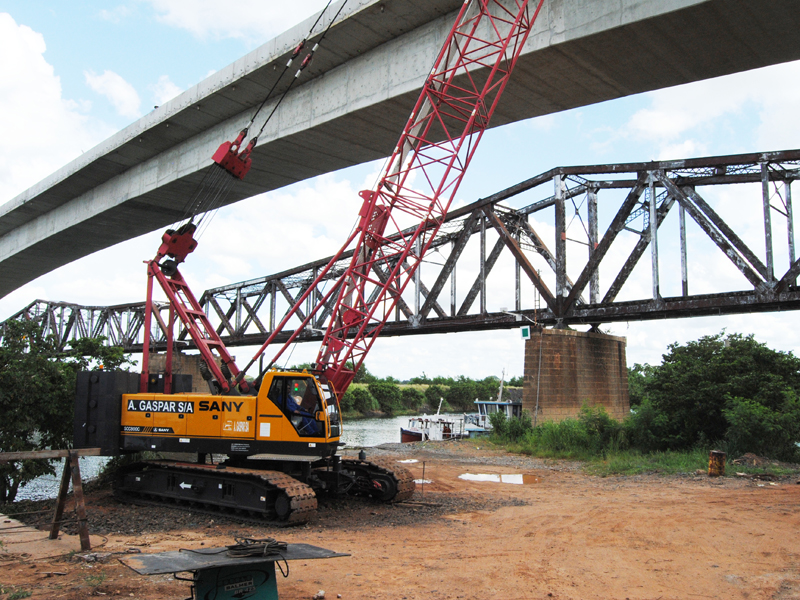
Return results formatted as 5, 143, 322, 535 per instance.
2, 0, 800, 297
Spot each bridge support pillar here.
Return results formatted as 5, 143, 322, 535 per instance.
523, 328, 629, 423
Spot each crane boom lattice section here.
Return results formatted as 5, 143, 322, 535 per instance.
251, 0, 544, 395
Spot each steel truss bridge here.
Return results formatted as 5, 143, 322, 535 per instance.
5, 149, 800, 353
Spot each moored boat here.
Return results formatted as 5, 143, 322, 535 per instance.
401, 415, 465, 443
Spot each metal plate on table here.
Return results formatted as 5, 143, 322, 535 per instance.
120, 543, 348, 575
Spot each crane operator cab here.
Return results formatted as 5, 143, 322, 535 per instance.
253, 370, 342, 455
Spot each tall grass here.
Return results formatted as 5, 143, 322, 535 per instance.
490, 406, 800, 477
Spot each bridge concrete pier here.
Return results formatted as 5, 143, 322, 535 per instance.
523, 328, 629, 422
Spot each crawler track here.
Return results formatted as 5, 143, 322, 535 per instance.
341, 458, 415, 502
114, 461, 317, 526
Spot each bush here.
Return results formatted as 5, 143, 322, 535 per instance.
489, 411, 508, 437
446, 377, 477, 411
400, 387, 425, 411
506, 411, 533, 441
489, 410, 533, 442
341, 387, 379, 414
508, 407, 625, 459
530, 418, 594, 457
368, 382, 402, 415
425, 384, 446, 411
723, 393, 800, 462
623, 398, 671, 453
577, 405, 626, 453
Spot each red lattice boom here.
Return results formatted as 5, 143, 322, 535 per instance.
241, 0, 545, 397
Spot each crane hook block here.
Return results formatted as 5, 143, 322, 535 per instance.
212, 129, 253, 180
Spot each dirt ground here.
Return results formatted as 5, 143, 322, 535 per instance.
2, 440, 800, 600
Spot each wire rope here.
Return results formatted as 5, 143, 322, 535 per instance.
169, 1, 347, 237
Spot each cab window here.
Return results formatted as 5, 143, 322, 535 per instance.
283, 377, 323, 437
267, 377, 284, 410
321, 382, 340, 438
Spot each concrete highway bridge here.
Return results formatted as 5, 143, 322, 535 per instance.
2, 0, 800, 298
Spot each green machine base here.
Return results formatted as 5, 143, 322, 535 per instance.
194, 562, 277, 600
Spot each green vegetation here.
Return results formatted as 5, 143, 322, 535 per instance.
0, 586, 32, 600
488, 332, 800, 476
0, 320, 131, 503
333, 367, 519, 418
85, 573, 107, 587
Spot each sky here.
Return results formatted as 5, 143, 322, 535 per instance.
1, 1, 800, 380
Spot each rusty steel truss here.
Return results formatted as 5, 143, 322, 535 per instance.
5, 149, 800, 353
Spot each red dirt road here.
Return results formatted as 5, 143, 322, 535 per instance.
2, 441, 799, 599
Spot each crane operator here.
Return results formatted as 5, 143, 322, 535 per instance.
286, 379, 322, 436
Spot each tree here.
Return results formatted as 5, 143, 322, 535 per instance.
340, 386, 378, 414
368, 381, 402, 415
640, 332, 800, 451
627, 363, 655, 407
401, 387, 425, 411
0, 320, 131, 503
446, 377, 477, 411
477, 376, 500, 401
424, 384, 446, 411
507, 375, 524, 387
351, 362, 377, 384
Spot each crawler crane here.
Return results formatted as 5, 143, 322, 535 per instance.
74, 0, 545, 524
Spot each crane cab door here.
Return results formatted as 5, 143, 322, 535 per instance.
258, 374, 327, 442
256, 377, 286, 442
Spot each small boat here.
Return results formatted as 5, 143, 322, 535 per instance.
400, 399, 465, 443
464, 398, 523, 437
401, 415, 465, 442
463, 370, 523, 437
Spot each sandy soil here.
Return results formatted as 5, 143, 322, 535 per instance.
2, 440, 799, 600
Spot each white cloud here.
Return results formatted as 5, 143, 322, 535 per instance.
624, 60, 800, 158
144, 0, 331, 42
98, 5, 132, 23
0, 13, 113, 203
150, 74, 183, 105
84, 69, 141, 118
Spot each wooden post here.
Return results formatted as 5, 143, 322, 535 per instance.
49, 456, 73, 541
43, 449, 94, 551
69, 451, 91, 551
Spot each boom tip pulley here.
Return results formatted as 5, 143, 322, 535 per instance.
213, 129, 256, 180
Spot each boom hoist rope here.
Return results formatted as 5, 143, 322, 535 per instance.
209, 0, 347, 186
174, 0, 346, 235
140, 2, 348, 395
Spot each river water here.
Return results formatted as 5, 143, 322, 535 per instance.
14, 414, 421, 502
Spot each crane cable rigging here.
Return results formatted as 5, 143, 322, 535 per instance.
172, 0, 347, 237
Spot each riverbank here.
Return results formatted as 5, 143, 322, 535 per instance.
2, 440, 799, 599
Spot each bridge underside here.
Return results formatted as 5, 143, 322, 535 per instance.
8, 149, 800, 356
2, 0, 800, 297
